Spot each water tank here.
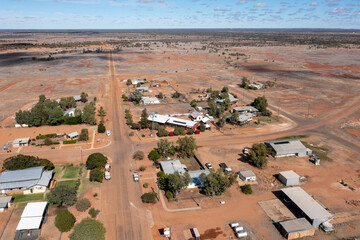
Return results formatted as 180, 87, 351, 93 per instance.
236, 232, 248, 238
234, 226, 244, 232
230, 222, 239, 228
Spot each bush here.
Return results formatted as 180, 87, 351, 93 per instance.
47, 185, 77, 206
89, 169, 103, 182
131, 123, 141, 130
3, 154, 54, 170
97, 123, 106, 133
36, 133, 57, 140
69, 218, 105, 240
165, 191, 174, 200
186, 129, 195, 135
173, 126, 185, 136
76, 199, 91, 212
190, 100, 197, 108
79, 129, 89, 141
133, 151, 144, 160
63, 140, 77, 144
55, 209, 76, 232
240, 184, 253, 195
139, 166, 146, 171
88, 208, 100, 218
86, 153, 107, 170
141, 192, 157, 203
148, 149, 161, 161
143, 183, 149, 188
157, 127, 169, 137
44, 138, 53, 146
129, 131, 134, 136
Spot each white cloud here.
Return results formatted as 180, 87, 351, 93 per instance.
237, 0, 247, 4
310, 2, 318, 6
254, 3, 267, 8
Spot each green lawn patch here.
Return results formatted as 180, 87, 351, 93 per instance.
302, 141, 332, 161
275, 135, 309, 141
63, 140, 77, 144
62, 166, 80, 179
54, 166, 64, 178
57, 180, 80, 189
11, 193, 44, 203
256, 115, 280, 123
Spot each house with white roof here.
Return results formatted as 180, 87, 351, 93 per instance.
141, 97, 160, 105
189, 111, 204, 122
12, 137, 30, 148
148, 114, 200, 129
15, 202, 48, 240
67, 131, 79, 140
64, 108, 76, 117
0, 166, 53, 194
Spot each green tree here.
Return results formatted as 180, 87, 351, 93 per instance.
173, 126, 185, 136
76, 199, 91, 212
97, 107, 106, 124
210, 90, 220, 100
249, 143, 268, 169
221, 87, 229, 93
15, 110, 31, 125
69, 218, 106, 240
29, 104, 45, 126
217, 117, 226, 127
3, 154, 54, 170
46, 107, 64, 126
97, 123, 106, 133
125, 111, 133, 126
176, 136, 197, 158
157, 171, 168, 190
55, 209, 76, 232
167, 172, 190, 196
126, 79, 132, 85
222, 98, 231, 111
229, 111, 239, 125
48, 185, 77, 206
241, 77, 249, 89
86, 153, 107, 170
186, 129, 195, 135
89, 169, 103, 182
140, 108, 150, 129
190, 100, 197, 108
59, 97, 76, 110
241, 184, 253, 194
133, 151, 144, 160
199, 122, 206, 132
129, 90, 143, 103
165, 191, 174, 200
201, 169, 232, 196
39, 94, 46, 103
80, 92, 88, 103
88, 208, 100, 218
157, 139, 174, 157
44, 138, 52, 146
82, 103, 96, 125
79, 129, 89, 141
141, 192, 157, 203
158, 92, 163, 99
251, 96, 268, 113
157, 127, 169, 137
172, 91, 181, 98
148, 149, 161, 161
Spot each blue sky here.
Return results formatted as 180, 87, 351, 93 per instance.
1, 0, 359, 29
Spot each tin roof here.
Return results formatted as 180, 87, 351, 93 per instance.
280, 218, 313, 233
279, 170, 300, 179
160, 160, 186, 175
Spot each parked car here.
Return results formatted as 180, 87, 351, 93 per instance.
243, 147, 249, 154
205, 163, 213, 169
219, 163, 232, 172
104, 171, 111, 180
133, 173, 139, 182
106, 130, 111, 136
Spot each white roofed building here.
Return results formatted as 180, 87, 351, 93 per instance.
12, 138, 30, 148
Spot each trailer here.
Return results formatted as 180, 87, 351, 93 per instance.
234, 226, 244, 232
236, 232, 248, 238
191, 228, 201, 240
230, 222, 239, 228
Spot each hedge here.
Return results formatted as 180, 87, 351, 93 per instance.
36, 133, 57, 139
63, 140, 77, 144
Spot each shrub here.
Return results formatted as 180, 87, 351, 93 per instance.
86, 153, 107, 170
63, 140, 77, 144
148, 149, 161, 161
186, 129, 195, 135
139, 166, 146, 171
79, 129, 89, 141
88, 208, 100, 218
173, 126, 185, 136
76, 199, 91, 212
165, 191, 174, 200
157, 127, 169, 137
3, 154, 54, 170
240, 184, 253, 195
69, 218, 105, 240
44, 138, 53, 146
55, 209, 76, 232
141, 192, 157, 203
89, 169, 103, 183
129, 131, 134, 136
97, 123, 106, 133
93, 193, 98, 198
131, 123, 141, 130
190, 100, 197, 108
47, 185, 77, 206
143, 183, 149, 188
133, 151, 144, 160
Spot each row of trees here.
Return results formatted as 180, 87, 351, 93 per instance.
86, 153, 108, 182
15, 94, 96, 126
3, 154, 54, 170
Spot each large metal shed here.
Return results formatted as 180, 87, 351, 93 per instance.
279, 170, 300, 186
265, 139, 312, 157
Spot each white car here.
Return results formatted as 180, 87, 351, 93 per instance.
106, 130, 111, 136
205, 163, 213, 169
133, 173, 139, 182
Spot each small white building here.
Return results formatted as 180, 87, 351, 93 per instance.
64, 108, 76, 117
249, 82, 264, 89
232, 106, 259, 116
141, 97, 160, 105
0, 196, 13, 211
67, 131, 79, 140
238, 170, 256, 182
12, 137, 30, 148
190, 111, 204, 122
73, 95, 81, 101
136, 86, 149, 92
279, 170, 300, 186
15, 202, 48, 240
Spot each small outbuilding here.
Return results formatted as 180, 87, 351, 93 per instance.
279, 218, 315, 240
136, 86, 149, 92
190, 111, 204, 122
279, 170, 300, 186
0, 196, 13, 211
265, 139, 312, 157
64, 108, 76, 117
232, 106, 259, 116
141, 97, 160, 105
12, 138, 31, 148
73, 95, 81, 101
67, 131, 79, 140
238, 170, 256, 182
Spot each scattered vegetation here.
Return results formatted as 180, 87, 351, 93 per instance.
133, 151, 145, 160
